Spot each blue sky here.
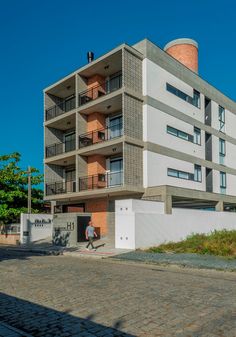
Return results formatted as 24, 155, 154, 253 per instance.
0, 0, 235, 173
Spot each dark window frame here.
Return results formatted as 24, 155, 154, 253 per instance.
166, 83, 201, 108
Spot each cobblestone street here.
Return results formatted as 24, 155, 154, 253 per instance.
0, 250, 235, 336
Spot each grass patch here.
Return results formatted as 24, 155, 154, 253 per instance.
147, 230, 236, 257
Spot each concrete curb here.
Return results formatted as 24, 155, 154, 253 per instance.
2, 247, 64, 256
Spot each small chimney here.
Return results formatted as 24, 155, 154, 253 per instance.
164, 38, 198, 73
87, 51, 94, 63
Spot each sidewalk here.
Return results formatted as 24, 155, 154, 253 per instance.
0, 239, 131, 259
0, 322, 32, 337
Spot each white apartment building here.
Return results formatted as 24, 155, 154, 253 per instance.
44, 38, 236, 243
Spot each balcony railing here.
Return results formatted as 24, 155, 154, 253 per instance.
78, 74, 122, 106
45, 96, 76, 121
79, 171, 123, 191
46, 139, 76, 158
79, 122, 123, 148
46, 180, 76, 196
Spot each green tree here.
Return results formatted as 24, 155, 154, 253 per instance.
0, 152, 44, 224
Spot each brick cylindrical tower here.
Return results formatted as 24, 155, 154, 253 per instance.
164, 38, 198, 73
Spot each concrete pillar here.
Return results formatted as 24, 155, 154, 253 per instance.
215, 201, 224, 212
164, 195, 172, 214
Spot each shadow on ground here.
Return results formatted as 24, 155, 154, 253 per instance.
0, 292, 135, 337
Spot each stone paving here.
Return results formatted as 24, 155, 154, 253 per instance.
0, 249, 236, 336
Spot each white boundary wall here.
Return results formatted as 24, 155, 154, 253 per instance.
115, 199, 236, 249
20, 214, 53, 245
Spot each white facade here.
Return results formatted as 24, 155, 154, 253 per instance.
142, 54, 236, 198
115, 199, 236, 249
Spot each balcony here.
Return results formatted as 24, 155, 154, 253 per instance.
78, 74, 122, 107
46, 139, 76, 158
45, 95, 76, 121
79, 171, 123, 191
79, 122, 123, 149
46, 180, 76, 196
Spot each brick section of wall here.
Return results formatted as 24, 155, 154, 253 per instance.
87, 75, 105, 100
87, 155, 106, 176
166, 44, 198, 73
87, 112, 106, 132
86, 199, 108, 236
124, 143, 143, 187
0, 234, 20, 245
123, 94, 142, 140
123, 49, 142, 94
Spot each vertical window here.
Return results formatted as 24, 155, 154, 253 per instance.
219, 106, 225, 132
193, 127, 201, 145
193, 90, 200, 108
219, 138, 226, 165
194, 164, 202, 182
220, 171, 226, 194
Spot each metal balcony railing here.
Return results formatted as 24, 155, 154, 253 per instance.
79, 171, 123, 191
45, 180, 76, 196
45, 96, 76, 121
78, 74, 122, 106
45, 139, 76, 158
79, 122, 123, 148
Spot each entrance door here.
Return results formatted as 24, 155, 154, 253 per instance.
77, 216, 91, 242
109, 158, 123, 187
109, 115, 122, 139
65, 132, 75, 152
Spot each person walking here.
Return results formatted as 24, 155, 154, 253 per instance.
85, 220, 98, 251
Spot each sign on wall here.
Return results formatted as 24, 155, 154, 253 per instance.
20, 213, 53, 245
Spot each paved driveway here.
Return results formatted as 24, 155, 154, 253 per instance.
0, 250, 235, 336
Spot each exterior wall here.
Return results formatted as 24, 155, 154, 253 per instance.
124, 143, 143, 187
115, 199, 236, 249
0, 234, 20, 245
143, 59, 204, 123
20, 214, 53, 245
143, 150, 205, 191
45, 127, 63, 147
87, 112, 106, 132
86, 199, 108, 236
123, 49, 142, 94
87, 155, 106, 176
123, 94, 142, 140
45, 164, 63, 183
165, 43, 198, 73
143, 104, 205, 159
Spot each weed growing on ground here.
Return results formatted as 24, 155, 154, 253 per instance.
147, 230, 236, 257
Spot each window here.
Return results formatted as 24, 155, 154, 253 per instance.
193, 90, 200, 108
167, 126, 192, 142
166, 83, 200, 108
219, 106, 225, 132
194, 164, 202, 182
219, 138, 226, 165
193, 127, 201, 145
167, 168, 194, 181
220, 171, 226, 194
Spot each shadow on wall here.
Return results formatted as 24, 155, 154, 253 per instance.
0, 292, 135, 337
52, 228, 70, 246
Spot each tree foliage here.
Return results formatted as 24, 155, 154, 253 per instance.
0, 152, 44, 224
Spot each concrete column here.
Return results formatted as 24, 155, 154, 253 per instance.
215, 201, 224, 212
164, 195, 172, 214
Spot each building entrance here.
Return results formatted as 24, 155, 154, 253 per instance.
77, 216, 91, 242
